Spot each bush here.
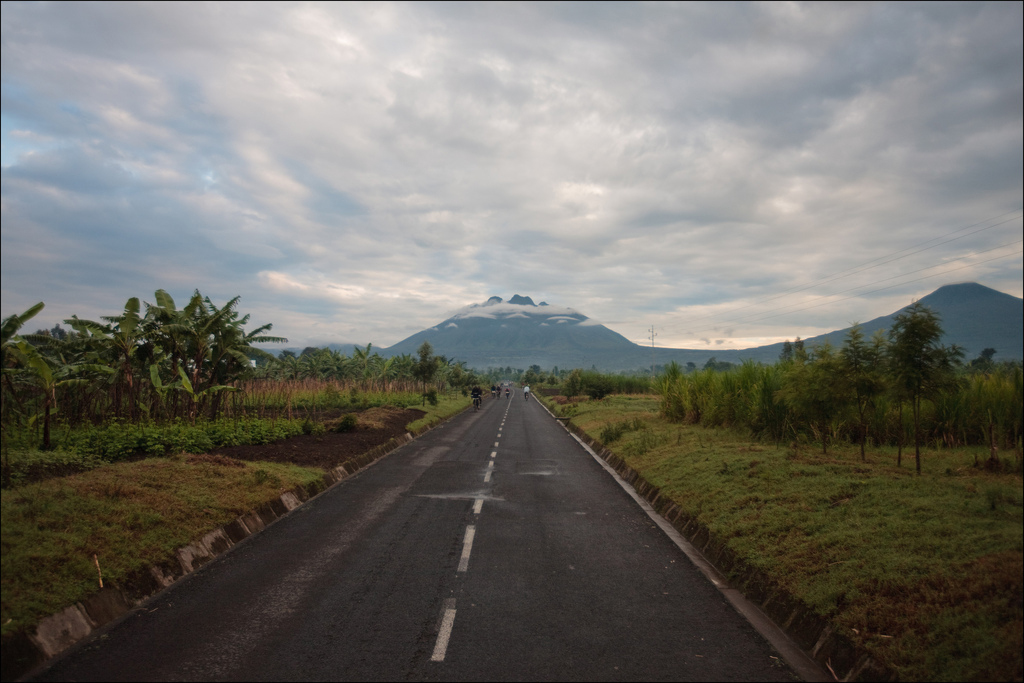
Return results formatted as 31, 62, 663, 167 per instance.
600, 422, 626, 443
333, 413, 358, 433
582, 372, 613, 400
600, 418, 647, 444
2, 416, 312, 487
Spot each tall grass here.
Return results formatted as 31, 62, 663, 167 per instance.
653, 361, 1022, 463
553, 394, 1023, 681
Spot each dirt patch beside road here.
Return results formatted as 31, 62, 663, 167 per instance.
212, 407, 425, 470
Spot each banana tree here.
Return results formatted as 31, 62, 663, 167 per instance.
10, 339, 112, 448
64, 297, 146, 419
2, 302, 45, 417
177, 366, 237, 425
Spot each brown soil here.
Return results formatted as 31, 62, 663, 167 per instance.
211, 406, 426, 471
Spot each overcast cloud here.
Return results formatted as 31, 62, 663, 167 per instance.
2, 2, 1021, 352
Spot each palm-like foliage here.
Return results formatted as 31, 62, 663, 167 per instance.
2, 290, 291, 439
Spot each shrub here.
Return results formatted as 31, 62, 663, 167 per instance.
333, 414, 358, 433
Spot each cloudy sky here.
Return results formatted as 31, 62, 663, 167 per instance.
2, 2, 1021, 352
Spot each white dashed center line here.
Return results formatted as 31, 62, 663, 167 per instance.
458, 525, 476, 572
473, 498, 483, 514
430, 598, 457, 662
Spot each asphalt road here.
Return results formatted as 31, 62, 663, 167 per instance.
33, 392, 797, 681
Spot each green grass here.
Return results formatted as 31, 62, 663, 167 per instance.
0, 456, 323, 639
0, 395, 468, 645
405, 393, 473, 433
548, 394, 1023, 681
1, 417, 313, 487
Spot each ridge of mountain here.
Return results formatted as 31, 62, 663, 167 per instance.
377, 283, 1022, 370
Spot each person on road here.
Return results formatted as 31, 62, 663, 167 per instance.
505, 386, 511, 399
471, 386, 483, 410
523, 385, 531, 400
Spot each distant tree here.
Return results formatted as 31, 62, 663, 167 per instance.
779, 340, 794, 362
703, 357, 735, 372
413, 341, 439, 405
581, 371, 613, 400
888, 302, 963, 474
970, 347, 997, 370
840, 326, 887, 461
563, 368, 583, 399
777, 343, 850, 454
685, 362, 696, 372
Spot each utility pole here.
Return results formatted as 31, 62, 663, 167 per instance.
648, 325, 657, 377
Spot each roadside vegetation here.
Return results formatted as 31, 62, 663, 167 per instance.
1, 292, 475, 655
3, 293, 1020, 679
537, 304, 1022, 680
1, 455, 324, 640
1, 292, 484, 487
545, 394, 1022, 681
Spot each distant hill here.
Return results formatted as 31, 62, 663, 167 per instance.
277, 342, 367, 357
383, 295, 639, 369
379, 283, 1022, 371
776, 282, 1023, 361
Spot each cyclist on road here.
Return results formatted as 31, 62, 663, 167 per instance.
471, 386, 483, 410
523, 385, 531, 400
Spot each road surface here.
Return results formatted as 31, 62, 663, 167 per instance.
34, 392, 797, 681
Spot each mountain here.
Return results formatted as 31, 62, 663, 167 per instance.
381, 283, 1022, 371
383, 295, 639, 369
775, 282, 1023, 361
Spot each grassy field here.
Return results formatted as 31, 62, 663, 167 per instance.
0, 456, 324, 639
0, 394, 470, 644
550, 394, 1023, 681
407, 393, 473, 433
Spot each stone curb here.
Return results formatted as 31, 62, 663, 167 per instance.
4, 408, 472, 681
552, 411, 894, 683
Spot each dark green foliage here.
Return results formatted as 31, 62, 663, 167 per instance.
2, 417, 311, 487
600, 417, 647, 444
581, 371, 613, 400
333, 413, 358, 433
888, 302, 964, 473
652, 306, 1019, 459
413, 341, 440, 406
777, 343, 850, 454
563, 369, 583, 398
841, 326, 887, 461
703, 356, 735, 372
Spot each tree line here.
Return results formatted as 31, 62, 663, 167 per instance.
655, 302, 1022, 473
1, 291, 484, 450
